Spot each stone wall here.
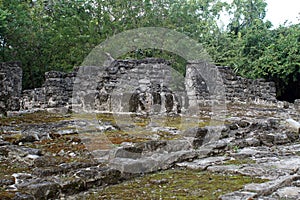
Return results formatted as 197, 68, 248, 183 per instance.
295, 99, 300, 112
218, 66, 277, 104
21, 70, 77, 111
21, 59, 183, 114
22, 88, 46, 110
0, 62, 22, 115
20, 59, 278, 113
185, 62, 277, 106
72, 58, 183, 114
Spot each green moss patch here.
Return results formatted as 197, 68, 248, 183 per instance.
0, 111, 69, 126
78, 113, 213, 130
105, 131, 149, 145
0, 160, 29, 180
88, 169, 266, 199
2, 133, 23, 144
91, 114, 214, 145
24, 134, 94, 165
0, 190, 16, 200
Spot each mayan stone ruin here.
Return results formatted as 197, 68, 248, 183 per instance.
16, 58, 278, 115
0, 62, 22, 116
0, 60, 300, 199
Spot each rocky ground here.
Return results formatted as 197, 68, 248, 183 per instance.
0, 102, 300, 199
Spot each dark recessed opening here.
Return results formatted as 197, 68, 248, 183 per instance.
276, 73, 300, 103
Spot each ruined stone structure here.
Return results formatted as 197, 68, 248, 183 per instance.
219, 66, 277, 104
295, 99, 300, 112
21, 70, 77, 112
0, 59, 278, 115
186, 62, 277, 106
1, 60, 300, 200
0, 62, 22, 116
72, 58, 184, 114
21, 59, 185, 114
19, 59, 278, 114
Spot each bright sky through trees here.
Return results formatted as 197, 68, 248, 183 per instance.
221, 0, 300, 28
265, 0, 300, 27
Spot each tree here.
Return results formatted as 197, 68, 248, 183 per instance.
256, 24, 300, 99
227, 0, 267, 35
0, 0, 100, 88
1, 0, 299, 101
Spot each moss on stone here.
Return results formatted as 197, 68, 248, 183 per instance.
88, 169, 266, 199
0, 160, 29, 180
0, 190, 16, 200
25, 135, 92, 163
2, 133, 23, 144
0, 111, 68, 126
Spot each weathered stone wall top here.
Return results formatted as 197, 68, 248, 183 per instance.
185, 62, 277, 106
20, 59, 278, 113
0, 62, 22, 115
217, 66, 277, 104
21, 69, 78, 111
73, 58, 182, 113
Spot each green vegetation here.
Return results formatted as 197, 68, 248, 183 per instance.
73, 113, 213, 145
88, 169, 266, 199
0, 0, 299, 100
0, 190, 15, 200
25, 134, 93, 164
0, 160, 29, 180
0, 125, 93, 199
0, 111, 69, 126
0, 104, 269, 199
0, 155, 30, 198
0, 111, 212, 150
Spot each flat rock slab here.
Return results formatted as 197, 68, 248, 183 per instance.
238, 165, 290, 180
281, 144, 300, 153
261, 156, 300, 172
176, 156, 229, 170
286, 119, 300, 133
244, 175, 300, 196
274, 186, 300, 199
109, 150, 198, 173
219, 191, 257, 200
231, 147, 272, 158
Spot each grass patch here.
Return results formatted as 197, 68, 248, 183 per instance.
24, 134, 93, 164
74, 113, 213, 130
152, 115, 212, 130
74, 113, 218, 146
105, 130, 150, 145
88, 169, 266, 200
0, 111, 68, 126
0, 190, 16, 200
0, 160, 29, 180
1, 133, 23, 144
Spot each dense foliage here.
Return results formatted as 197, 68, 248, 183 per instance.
0, 0, 299, 100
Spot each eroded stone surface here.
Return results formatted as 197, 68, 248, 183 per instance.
0, 108, 299, 199
244, 175, 300, 196
274, 187, 300, 199
18, 59, 279, 115
219, 191, 257, 200
176, 156, 229, 170
0, 62, 22, 116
